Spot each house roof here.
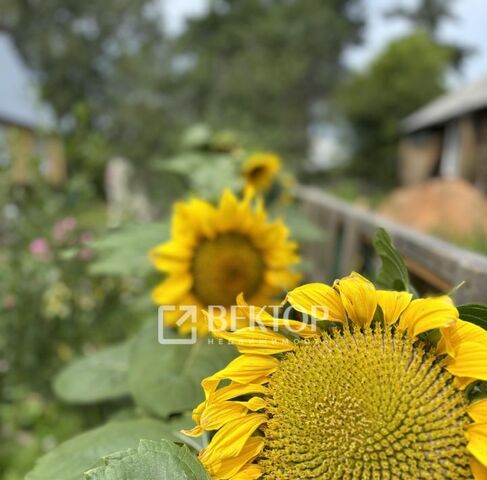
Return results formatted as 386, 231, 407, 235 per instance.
401, 75, 487, 133
0, 31, 55, 130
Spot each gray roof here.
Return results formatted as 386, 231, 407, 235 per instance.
0, 32, 55, 130
401, 75, 487, 133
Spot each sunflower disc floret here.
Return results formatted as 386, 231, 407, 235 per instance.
263, 326, 470, 479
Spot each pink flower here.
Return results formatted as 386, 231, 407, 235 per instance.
79, 231, 95, 244
78, 247, 93, 261
29, 238, 50, 259
53, 217, 77, 242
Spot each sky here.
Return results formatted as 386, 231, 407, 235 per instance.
162, 0, 487, 85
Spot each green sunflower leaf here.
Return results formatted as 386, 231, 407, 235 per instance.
84, 439, 210, 480
467, 381, 487, 403
53, 340, 132, 404
89, 222, 169, 277
373, 228, 411, 293
25, 418, 190, 480
457, 304, 487, 331
128, 321, 237, 418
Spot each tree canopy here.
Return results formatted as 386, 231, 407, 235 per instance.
335, 31, 453, 185
385, 0, 457, 37
175, 0, 365, 159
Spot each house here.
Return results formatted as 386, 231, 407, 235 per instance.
0, 30, 66, 186
398, 76, 487, 190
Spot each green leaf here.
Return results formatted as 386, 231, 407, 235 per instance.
84, 439, 210, 480
128, 322, 237, 418
155, 153, 241, 200
467, 381, 487, 403
53, 340, 132, 404
373, 227, 411, 292
457, 304, 487, 331
25, 418, 189, 480
275, 204, 326, 242
89, 222, 169, 277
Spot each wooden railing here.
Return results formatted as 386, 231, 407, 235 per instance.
296, 186, 487, 304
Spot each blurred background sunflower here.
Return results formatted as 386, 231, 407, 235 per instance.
242, 153, 282, 193
150, 189, 300, 334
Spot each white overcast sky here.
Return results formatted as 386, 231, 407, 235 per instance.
162, 0, 487, 85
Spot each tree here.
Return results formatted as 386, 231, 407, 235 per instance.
385, 0, 471, 68
335, 31, 453, 186
175, 0, 365, 160
1, 0, 183, 175
385, 0, 457, 37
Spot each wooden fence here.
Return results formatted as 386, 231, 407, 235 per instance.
296, 185, 487, 304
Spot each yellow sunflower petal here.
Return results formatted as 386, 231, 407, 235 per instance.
336, 272, 377, 327
445, 342, 487, 383
438, 320, 487, 384
467, 422, 487, 468
172, 200, 215, 240
469, 399, 487, 423
203, 436, 264, 480
265, 269, 301, 290
398, 296, 457, 338
149, 242, 191, 272
215, 189, 244, 232
376, 290, 413, 325
471, 456, 487, 480
286, 283, 346, 322
151, 273, 193, 305
202, 354, 279, 398
213, 328, 296, 355
199, 401, 248, 431
180, 199, 216, 239
236, 294, 319, 337
439, 318, 487, 357
209, 382, 268, 403
453, 376, 476, 389
200, 414, 266, 465
231, 463, 263, 480
183, 383, 267, 437
238, 396, 267, 411
196, 396, 266, 433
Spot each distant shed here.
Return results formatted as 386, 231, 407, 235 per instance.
399, 76, 487, 190
0, 31, 66, 186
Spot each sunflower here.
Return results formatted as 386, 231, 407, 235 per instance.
242, 153, 281, 192
184, 272, 487, 479
150, 190, 300, 335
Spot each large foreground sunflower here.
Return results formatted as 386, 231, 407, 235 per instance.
242, 153, 281, 192
184, 272, 487, 479
150, 190, 299, 334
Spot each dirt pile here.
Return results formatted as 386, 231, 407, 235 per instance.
378, 179, 487, 239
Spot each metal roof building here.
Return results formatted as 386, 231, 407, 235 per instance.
398, 76, 487, 190
0, 31, 55, 130
0, 31, 64, 185
402, 76, 487, 134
